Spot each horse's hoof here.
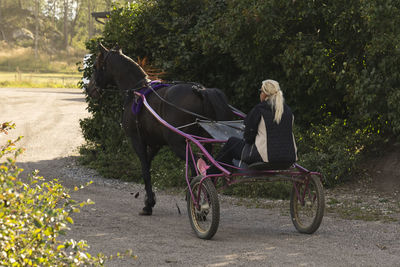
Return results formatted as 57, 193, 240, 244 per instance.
144, 192, 156, 208
139, 207, 152, 216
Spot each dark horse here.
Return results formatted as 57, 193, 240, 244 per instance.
87, 44, 233, 215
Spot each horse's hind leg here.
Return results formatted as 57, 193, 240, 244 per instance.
130, 137, 156, 215
147, 145, 161, 165
168, 139, 197, 177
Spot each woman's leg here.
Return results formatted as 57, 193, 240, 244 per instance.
207, 137, 245, 174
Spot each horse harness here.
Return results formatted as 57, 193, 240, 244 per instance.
98, 79, 241, 135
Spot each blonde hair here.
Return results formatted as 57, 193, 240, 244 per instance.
261, 79, 284, 124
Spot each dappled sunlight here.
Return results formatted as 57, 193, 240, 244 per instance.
208, 247, 278, 266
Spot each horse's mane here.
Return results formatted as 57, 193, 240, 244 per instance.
110, 49, 165, 81
114, 51, 148, 79
136, 57, 166, 81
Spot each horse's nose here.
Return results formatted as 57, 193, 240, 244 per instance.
87, 78, 100, 98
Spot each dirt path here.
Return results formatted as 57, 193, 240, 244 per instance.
1, 87, 399, 266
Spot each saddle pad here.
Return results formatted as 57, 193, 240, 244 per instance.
131, 81, 170, 115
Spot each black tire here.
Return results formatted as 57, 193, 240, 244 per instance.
290, 174, 325, 234
187, 175, 220, 239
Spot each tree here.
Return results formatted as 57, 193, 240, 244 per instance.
105, 0, 113, 9
63, 0, 69, 49
69, 0, 81, 44
1, 0, 113, 50
88, 0, 93, 39
45, 0, 58, 28
0, 0, 6, 41
34, 0, 40, 58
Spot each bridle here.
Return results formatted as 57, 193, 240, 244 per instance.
90, 51, 149, 97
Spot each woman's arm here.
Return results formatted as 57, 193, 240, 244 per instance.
243, 106, 261, 143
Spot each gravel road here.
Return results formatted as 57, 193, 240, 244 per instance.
1, 87, 399, 266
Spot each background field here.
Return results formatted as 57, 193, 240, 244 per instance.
0, 72, 81, 88
0, 71, 81, 88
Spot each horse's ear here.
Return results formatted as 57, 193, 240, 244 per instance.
98, 43, 109, 55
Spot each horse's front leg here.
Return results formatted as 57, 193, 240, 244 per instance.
130, 137, 156, 215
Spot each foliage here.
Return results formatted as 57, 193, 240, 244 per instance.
80, 0, 399, 189
0, 0, 119, 50
98, 0, 400, 131
295, 116, 388, 186
0, 122, 134, 266
151, 148, 185, 189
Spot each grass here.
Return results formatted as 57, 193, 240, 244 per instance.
327, 204, 398, 222
0, 43, 85, 74
0, 71, 81, 88
0, 42, 85, 88
325, 197, 399, 222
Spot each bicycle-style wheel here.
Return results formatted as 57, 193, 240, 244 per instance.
187, 175, 220, 239
290, 174, 325, 234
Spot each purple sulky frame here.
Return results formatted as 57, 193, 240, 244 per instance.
137, 92, 323, 207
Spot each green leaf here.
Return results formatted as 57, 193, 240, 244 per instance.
33, 218, 43, 228
66, 217, 74, 224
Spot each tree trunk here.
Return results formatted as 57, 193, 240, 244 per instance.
63, 0, 68, 50
88, 0, 92, 39
34, 0, 39, 58
51, 0, 57, 28
105, 0, 112, 9
0, 0, 6, 41
69, 0, 80, 45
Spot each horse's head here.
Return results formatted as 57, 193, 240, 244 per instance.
87, 43, 149, 99
86, 43, 118, 98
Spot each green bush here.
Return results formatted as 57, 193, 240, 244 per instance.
0, 122, 133, 266
79, 0, 399, 189
97, 0, 400, 129
151, 148, 186, 189
295, 115, 388, 186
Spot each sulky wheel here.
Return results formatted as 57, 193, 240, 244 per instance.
187, 175, 220, 239
290, 174, 325, 234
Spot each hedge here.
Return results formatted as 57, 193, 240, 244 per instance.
79, 0, 398, 189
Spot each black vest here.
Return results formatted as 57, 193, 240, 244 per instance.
242, 101, 297, 164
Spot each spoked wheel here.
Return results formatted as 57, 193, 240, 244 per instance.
187, 175, 220, 239
290, 174, 325, 234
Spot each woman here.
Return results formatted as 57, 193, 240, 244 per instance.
207, 79, 297, 174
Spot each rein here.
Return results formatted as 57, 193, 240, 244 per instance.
99, 80, 214, 121
97, 78, 242, 130
144, 83, 245, 132
145, 82, 213, 121
97, 52, 210, 120
99, 78, 149, 93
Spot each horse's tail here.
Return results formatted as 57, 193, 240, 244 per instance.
198, 88, 233, 121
